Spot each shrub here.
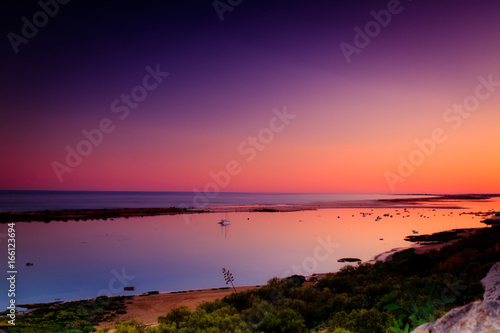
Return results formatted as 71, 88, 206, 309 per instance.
158, 306, 191, 325
257, 308, 306, 333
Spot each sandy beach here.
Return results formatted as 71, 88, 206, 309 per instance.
95, 286, 259, 330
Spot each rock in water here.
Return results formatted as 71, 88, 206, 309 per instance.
481, 262, 500, 301
337, 258, 361, 263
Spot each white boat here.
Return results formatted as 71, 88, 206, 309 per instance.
218, 213, 231, 226
218, 219, 230, 226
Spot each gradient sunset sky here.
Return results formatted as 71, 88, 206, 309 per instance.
1, 0, 500, 193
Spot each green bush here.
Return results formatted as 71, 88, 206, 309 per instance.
158, 306, 191, 325
257, 308, 306, 333
329, 308, 391, 333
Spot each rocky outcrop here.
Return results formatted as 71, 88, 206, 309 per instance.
481, 262, 500, 301
412, 301, 500, 333
412, 262, 500, 333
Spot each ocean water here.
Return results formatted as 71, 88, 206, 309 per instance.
1, 199, 498, 308
0, 191, 432, 212
1, 192, 497, 309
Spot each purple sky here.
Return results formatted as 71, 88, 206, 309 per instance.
1, 0, 500, 193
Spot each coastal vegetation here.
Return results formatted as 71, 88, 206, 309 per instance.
251, 208, 280, 212
403, 229, 470, 243
108, 225, 500, 333
0, 296, 132, 332
2, 226, 498, 333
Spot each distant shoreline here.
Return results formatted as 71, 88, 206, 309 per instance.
0, 194, 496, 223
369, 227, 482, 263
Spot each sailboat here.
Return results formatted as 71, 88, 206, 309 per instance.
218, 213, 231, 226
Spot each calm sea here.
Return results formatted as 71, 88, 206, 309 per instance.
0, 191, 431, 212
3, 191, 495, 309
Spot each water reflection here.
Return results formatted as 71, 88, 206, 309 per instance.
4, 198, 499, 308
219, 222, 230, 239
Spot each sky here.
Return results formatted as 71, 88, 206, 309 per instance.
1, 0, 500, 194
